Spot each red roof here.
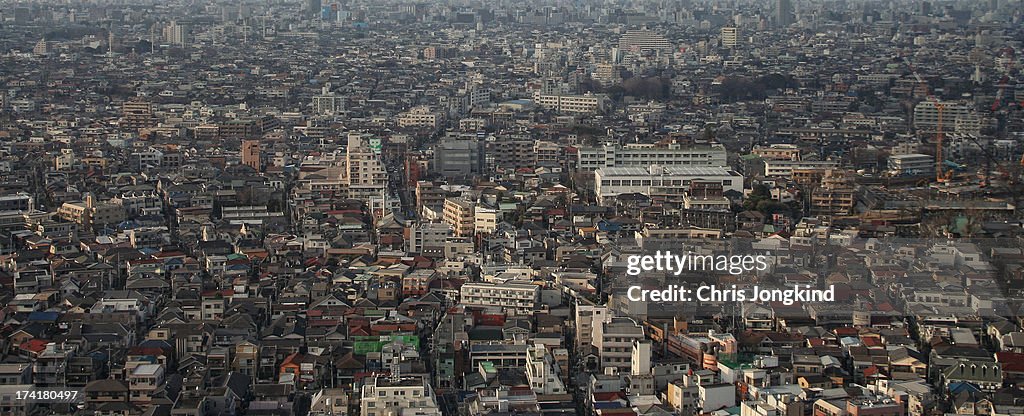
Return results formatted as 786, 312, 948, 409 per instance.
834, 327, 859, 336
861, 337, 884, 347
128, 346, 167, 356
20, 339, 48, 353
873, 302, 896, 312
592, 392, 624, 402
996, 352, 1024, 373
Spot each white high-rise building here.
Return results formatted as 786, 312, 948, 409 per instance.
913, 100, 972, 134
162, 21, 189, 47
721, 27, 739, 48
574, 303, 608, 353
343, 133, 387, 208
631, 340, 652, 375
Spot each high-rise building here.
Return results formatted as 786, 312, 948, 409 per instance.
442, 197, 476, 237
343, 133, 387, 202
433, 133, 485, 178
810, 169, 855, 216
721, 27, 739, 48
594, 317, 645, 372
307, 0, 322, 17
162, 21, 189, 47
121, 101, 157, 130
33, 39, 49, 56
776, 0, 795, 27
311, 83, 344, 115
913, 100, 972, 134
241, 140, 260, 171
618, 29, 673, 53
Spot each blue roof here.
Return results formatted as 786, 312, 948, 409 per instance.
948, 381, 981, 394
593, 402, 623, 409
27, 311, 59, 322
597, 220, 621, 232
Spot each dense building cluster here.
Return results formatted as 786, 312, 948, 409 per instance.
0, 0, 1023, 415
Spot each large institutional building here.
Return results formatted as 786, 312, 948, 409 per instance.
532, 92, 608, 114
577, 143, 728, 171
593, 165, 743, 204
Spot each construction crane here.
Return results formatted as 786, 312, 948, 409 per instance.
905, 61, 948, 183
991, 76, 1010, 111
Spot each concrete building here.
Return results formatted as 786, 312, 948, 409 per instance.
721, 27, 739, 48
398, 106, 443, 129
443, 197, 476, 237
775, 0, 794, 26
474, 205, 499, 235
533, 93, 608, 114
162, 21, 189, 47
526, 344, 568, 395
0, 194, 33, 212
312, 83, 344, 116
594, 317, 644, 372
593, 63, 620, 86
762, 160, 840, 179
57, 193, 126, 232
121, 101, 157, 130
407, 222, 453, 256
618, 30, 673, 52
913, 101, 972, 134
241, 139, 260, 170
752, 144, 801, 161
434, 134, 485, 178
887, 153, 934, 176
575, 304, 609, 354
460, 281, 540, 315
593, 166, 743, 205
343, 133, 387, 203
359, 375, 441, 416
577, 143, 728, 171
811, 169, 856, 216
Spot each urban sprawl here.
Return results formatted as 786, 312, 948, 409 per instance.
0, 1, 1023, 416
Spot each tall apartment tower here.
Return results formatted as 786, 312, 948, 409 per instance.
121, 101, 157, 130
163, 21, 189, 47
343, 133, 388, 215
721, 27, 739, 48
776, 0, 795, 27
241, 140, 260, 171
307, 0, 322, 17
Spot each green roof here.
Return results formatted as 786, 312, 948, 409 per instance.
480, 361, 496, 372
717, 353, 756, 370
352, 334, 419, 355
